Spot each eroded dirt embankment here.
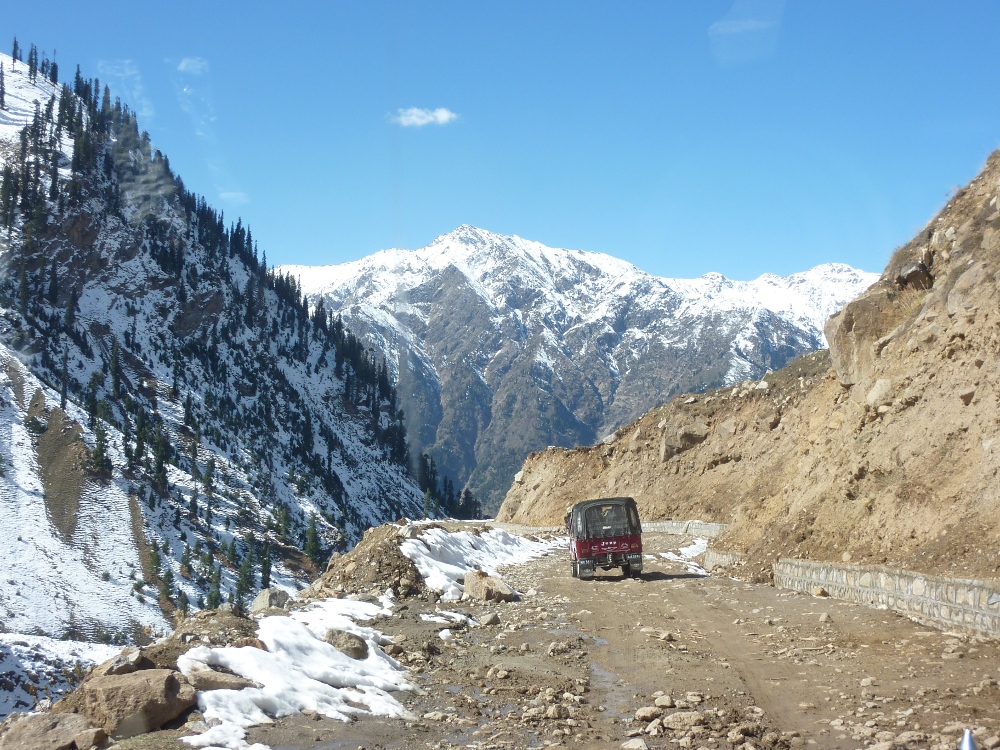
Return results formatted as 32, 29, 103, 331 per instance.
499, 150, 1000, 583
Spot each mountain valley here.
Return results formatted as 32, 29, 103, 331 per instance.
283, 228, 876, 511
1, 34, 999, 750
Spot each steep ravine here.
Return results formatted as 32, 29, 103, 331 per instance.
498, 150, 1000, 583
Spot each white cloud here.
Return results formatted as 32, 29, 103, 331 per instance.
709, 18, 776, 35
96, 60, 155, 122
708, 0, 784, 65
390, 107, 459, 127
220, 191, 249, 204
177, 57, 209, 75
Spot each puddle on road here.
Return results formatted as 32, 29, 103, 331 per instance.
547, 625, 609, 647
590, 662, 632, 719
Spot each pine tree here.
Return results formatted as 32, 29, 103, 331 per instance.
12, 38, 20, 64
189, 485, 199, 519
110, 339, 121, 396
92, 421, 111, 474
152, 427, 168, 491
0, 65, 5, 110
235, 553, 253, 612
17, 261, 27, 314
260, 541, 272, 590
47, 259, 57, 304
203, 456, 215, 496
59, 348, 68, 409
177, 589, 189, 614
304, 513, 321, 565
64, 288, 77, 329
160, 567, 174, 602
206, 564, 221, 609
423, 488, 433, 519
27, 44, 38, 83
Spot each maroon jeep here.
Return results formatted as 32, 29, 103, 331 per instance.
566, 497, 643, 579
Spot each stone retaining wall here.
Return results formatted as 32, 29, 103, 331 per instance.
703, 549, 747, 571
491, 519, 728, 538
642, 520, 728, 538
774, 558, 1000, 638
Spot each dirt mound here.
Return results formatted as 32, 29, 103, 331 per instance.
304, 522, 429, 600
499, 150, 1000, 582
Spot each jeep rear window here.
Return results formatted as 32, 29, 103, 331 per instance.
583, 503, 632, 538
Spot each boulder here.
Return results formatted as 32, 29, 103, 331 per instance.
947, 263, 986, 317
716, 418, 738, 440
52, 669, 196, 739
88, 647, 152, 680
865, 378, 894, 408
324, 629, 369, 660
662, 710, 704, 729
676, 421, 709, 449
546, 704, 570, 719
0, 712, 106, 750
186, 667, 259, 692
479, 612, 501, 627
250, 587, 290, 615
661, 421, 709, 461
621, 739, 649, 750
464, 570, 516, 602
325, 552, 341, 571
895, 261, 933, 290
635, 706, 663, 722
397, 524, 421, 540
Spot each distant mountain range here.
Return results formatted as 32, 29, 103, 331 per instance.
281, 226, 878, 511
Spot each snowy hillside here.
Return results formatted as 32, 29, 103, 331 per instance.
0, 48, 424, 665
282, 225, 878, 509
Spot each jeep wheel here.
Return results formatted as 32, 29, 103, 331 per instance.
621, 563, 631, 578
571, 561, 579, 578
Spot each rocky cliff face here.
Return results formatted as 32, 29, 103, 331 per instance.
498, 151, 1000, 582
284, 227, 876, 511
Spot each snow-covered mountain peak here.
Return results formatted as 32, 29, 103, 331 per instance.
285, 226, 877, 342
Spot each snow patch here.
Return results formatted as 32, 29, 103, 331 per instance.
659, 537, 709, 576
178, 599, 415, 750
399, 527, 562, 599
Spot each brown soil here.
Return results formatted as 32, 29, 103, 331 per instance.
304, 522, 430, 601
498, 152, 1000, 583
34, 404, 91, 541
112, 533, 1000, 750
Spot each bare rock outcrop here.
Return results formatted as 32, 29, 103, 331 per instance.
52, 668, 196, 739
305, 523, 428, 600
0, 712, 106, 750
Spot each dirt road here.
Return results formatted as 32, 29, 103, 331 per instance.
124, 533, 1000, 750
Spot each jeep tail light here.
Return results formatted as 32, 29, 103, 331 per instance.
631, 544, 639, 550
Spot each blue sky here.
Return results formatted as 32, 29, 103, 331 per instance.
5, 2, 1000, 279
